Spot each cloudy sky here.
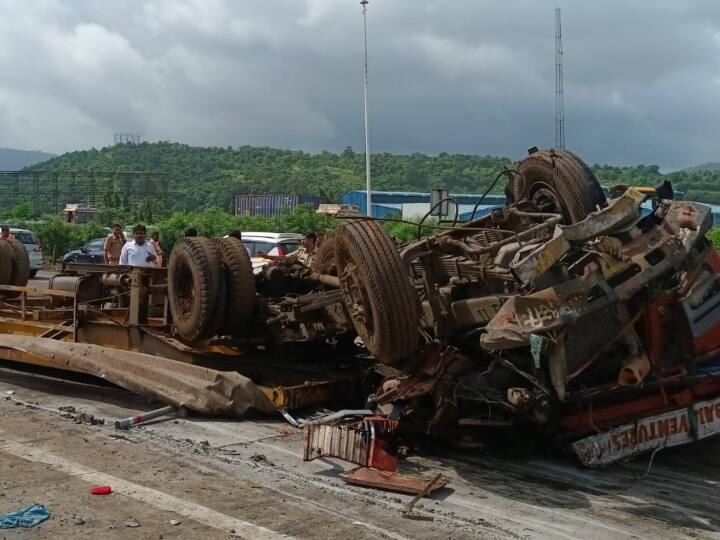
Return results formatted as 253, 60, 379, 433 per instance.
0, 0, 718, 169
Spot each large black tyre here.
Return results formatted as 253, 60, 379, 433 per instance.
334, 220, 420, 364
0, 241, 13, 285
507, 148, 606, 224
214, 237, 255, 335
312, 236, 337, 275
312, 236, 350, 327
3, 239, 30, 297
168, 237, 226, 341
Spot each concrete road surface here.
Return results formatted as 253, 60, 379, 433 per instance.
0, 364, 719, 540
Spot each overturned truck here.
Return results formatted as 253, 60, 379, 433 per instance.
301, 148, 719, 466
2, 147, 719, 466
166, 148, 720, 465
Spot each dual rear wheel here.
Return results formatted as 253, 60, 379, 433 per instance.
0, 239, 30, 296
167, 237, 255, 341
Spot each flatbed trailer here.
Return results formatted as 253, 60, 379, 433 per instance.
0, 266, 361, 415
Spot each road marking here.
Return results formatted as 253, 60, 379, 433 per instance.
0, 436, 292, 539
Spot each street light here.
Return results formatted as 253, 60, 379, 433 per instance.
360, 0, 372, 216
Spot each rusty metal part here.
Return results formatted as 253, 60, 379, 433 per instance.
266, 382, 356, 411
403, 473, 445, 517
101, 272, 131, 288
303, 416, 399, 471
307, 272, 340, 288
510, 225, 570, 285
572, 394, 720, 467
340, 468, 448, 496
48, 275, 102, 308
448, 296, 504, 328
482, 199, 713, 351
0, 335, 275, 415
560, 187, 647, 242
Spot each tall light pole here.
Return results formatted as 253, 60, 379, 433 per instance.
361, 0, 372, 216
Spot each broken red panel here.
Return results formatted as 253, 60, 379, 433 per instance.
559, 377, 720, 434
340, 467, 447, 495
303, 416, 399, 471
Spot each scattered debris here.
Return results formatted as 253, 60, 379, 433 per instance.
124, 519, 141, 528
250, 453, 275, 467
115, 405, 180, 430
170, 519, 181, 526
74, 412, 104, 426
0, 504, 51, 529
304, 416, 399, 472
403, 473, 444, 519
4, 390, 13, 396
339, 467, 447, 497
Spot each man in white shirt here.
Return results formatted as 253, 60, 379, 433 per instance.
119, 225, 157, 267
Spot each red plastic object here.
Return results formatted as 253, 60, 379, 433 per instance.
90, 485, 112, 495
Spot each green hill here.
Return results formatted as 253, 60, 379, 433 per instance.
683, 163, 720, 173
24, 142, 720, 210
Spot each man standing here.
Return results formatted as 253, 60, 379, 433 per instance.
119, 225, 157, 268
259, 231, 317, 267
149, 231, 165, 267
0, 225, 15, 241
104, 223, 126, 265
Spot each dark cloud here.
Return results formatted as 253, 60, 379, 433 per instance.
0, 0, 718, 169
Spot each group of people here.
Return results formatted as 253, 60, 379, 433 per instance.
103, 224, 164, 268
103, 224, 324, 269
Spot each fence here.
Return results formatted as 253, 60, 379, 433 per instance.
0, 171, 170, 215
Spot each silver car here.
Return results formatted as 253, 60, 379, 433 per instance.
10, 228, 43, 278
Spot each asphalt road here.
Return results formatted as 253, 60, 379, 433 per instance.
0, 363, 719, 540
2, 269, 718, 539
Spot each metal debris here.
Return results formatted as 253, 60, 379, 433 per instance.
339, 467, 447, 496
303, 416, 399, 471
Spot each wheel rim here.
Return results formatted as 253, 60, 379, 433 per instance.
336, 243, 375, 346
173, 261, 195, 318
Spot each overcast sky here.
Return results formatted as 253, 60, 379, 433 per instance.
0, 0, 718, 169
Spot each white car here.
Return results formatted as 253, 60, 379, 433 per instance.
10, 228, 43, 277
239, 232, 303, 273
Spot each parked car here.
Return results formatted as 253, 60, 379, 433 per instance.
10, 228, 43, 278
62, 237, 106, 264
240, 232, 302, 273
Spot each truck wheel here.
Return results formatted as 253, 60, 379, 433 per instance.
507, 148, 606, 223
168, 237, 226, 341
0, 242, 12, 286
214, 237, 255, 334
312, 236, 337, 275
335, 220, 420, 364
3, 239, 30, 297
312, 236, 350, 327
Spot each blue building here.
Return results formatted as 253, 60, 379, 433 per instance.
339, 189, 716, 225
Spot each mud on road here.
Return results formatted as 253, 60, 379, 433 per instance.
0, 365, 719, 540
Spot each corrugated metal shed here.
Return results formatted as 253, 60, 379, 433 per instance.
236, 194, 325, 218
371, 203, 402, 219
340, 189, 706, 224
341, 190, 507, 216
